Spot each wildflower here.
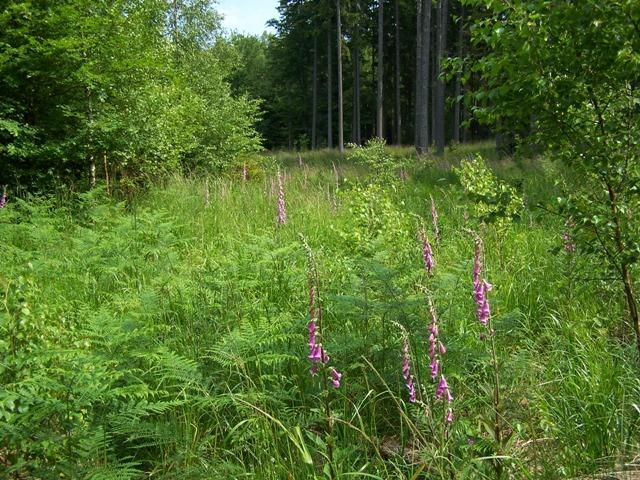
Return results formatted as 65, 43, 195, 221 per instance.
435, 374, 453, 402
406, 375, 416, 402
0, 187, 7, 209
401, 336, 417, 403
330, 368, 342, 388
420, 230, 435, 274
477, 280, 492, 326
430, 195, 440, 243
308, 319, 316, 348
473, 237, 493, 326
308, 343, 323, 362
398, 169, 409, 181
446, 407, 454, 424
430, 358, 439, 379
277, 170, 287, 225
242, 163, 248, 181
428, 298, 442, 380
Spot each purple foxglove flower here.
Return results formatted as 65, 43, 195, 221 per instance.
439, 342, 446, 354
435, 375, 451, 401
321, 348, 330, 364
308, 320, 317, 348
310, 364, 318, 376
277, 170, 287, 225
402, 357, 410, 381
401, 336, 416, 401
430, 358, 439, 380
477, 281, 492, 325
430, 195, 440, 243
0, 188, 7, 209
331, 368, 342, 388
446, 407, 454, 424
402, 339, 411, 380
406, 375, 416, 402
421, 231, 435, 274
308, 343, 322, 362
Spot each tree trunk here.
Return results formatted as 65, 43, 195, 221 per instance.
353, 38, 362, 144
415, 0, 431, 154
312, 32, 318, 150
327, 18, 333, 149
431, 6, 437, 147
376, 0, 384, 139
394, 0, 401, 145
453, 5, 464, 144
435, 0, 448, 155
414, 0, 422, 148
606, 181, 640, 357
337, 0, 344, 153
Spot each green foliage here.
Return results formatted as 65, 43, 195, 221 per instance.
454, 154, 523, 225
463, 0, 640, 352
1, 145, 639, 478
345, 138, 400, 183
0, 0, 261, 187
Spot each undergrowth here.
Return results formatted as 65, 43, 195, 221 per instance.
1, 143, 638, 479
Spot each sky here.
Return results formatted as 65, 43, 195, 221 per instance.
217, 0, 279, 35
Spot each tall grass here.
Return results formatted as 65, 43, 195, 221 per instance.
1, 142, 638, 478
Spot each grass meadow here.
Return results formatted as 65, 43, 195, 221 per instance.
1, 142, 639, 479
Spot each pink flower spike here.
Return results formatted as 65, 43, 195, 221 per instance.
331, 368, 342, 388
430, 358, 439, 380
310, 364, 318, 376
308, 344, 322, 362
446, 407, 454, 424
407, 376, 416, 402
321, 347, 330, 364
435, 375, 449, 401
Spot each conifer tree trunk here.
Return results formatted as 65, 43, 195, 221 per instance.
453, 4, 464, 143
376, 0, 384, 139
394, 0, 401, 145
414, 0, 422, 148
435, 0, 448, 155
415, 0, 431, 154
327, 18, 333, 148
352, 38, 362, 144
337, 0, 344, 153
312, 33, 318, 150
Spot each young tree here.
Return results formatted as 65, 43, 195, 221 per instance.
465, 0, 640, 354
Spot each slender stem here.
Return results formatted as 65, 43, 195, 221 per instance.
487, 316, 503, 478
